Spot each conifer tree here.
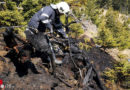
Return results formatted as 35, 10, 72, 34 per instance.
96, 8, 130, 49
0, 0, 26, 30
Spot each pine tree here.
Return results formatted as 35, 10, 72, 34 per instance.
21, 0, 42, 21
0, 0, 26, 31
85, 0, 101, 25
96, 19, 117, 48
96, 8, 130, 49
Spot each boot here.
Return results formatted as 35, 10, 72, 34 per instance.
49, 54, 62, 64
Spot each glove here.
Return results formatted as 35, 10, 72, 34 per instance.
63, 34, 68, 39
57, 28, 68, 39
50, 28, 53, 34
45, 23, 53, 33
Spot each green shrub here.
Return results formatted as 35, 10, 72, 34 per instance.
4, 0, 17, 10
69, 23, 84, 38
103, 60, 130, 88
0, 10, 26, 26
95, 8, 130, 49
21, 0, 42, 21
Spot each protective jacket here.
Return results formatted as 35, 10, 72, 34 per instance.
28, 5, 66, 38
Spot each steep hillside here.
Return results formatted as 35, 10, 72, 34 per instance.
0, 30, 117, 90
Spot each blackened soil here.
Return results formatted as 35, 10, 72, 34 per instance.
0, 32, 115, 90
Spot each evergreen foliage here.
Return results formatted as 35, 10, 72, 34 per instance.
103, 60, 130, 88
69, 23, 84, 38
0, 0, 26, 31
12, 0, 23, 5
5, 0, 17, 10
96, 8, 130, 49
85, 0, 101, 24
20, 0, 42, 21
97, 0, 129, 14
0, 10, 26, 26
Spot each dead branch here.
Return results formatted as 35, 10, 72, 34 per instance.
55, 73, 72, 88
83, 66, 92, 86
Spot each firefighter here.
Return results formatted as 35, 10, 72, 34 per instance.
24, 2, 70, 64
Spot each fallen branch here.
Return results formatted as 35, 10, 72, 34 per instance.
55, 74, 72, 88
83, 66, 92, 86
82, 51, 105, 90
68, 38, 83, 79
92, 65, 105, 90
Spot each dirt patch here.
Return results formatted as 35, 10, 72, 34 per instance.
106, 48, 130, 61
0, 51, 7, 56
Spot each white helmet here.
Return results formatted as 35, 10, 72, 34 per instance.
56, 2, 70, 15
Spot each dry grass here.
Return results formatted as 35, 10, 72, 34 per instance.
0, 51, 7, 57
106, 48, 130, 61
0, 61, 4, 72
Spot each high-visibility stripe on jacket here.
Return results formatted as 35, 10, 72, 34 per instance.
28, 5, 62, 32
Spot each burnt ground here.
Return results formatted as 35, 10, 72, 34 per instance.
0, 31, 116, 90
